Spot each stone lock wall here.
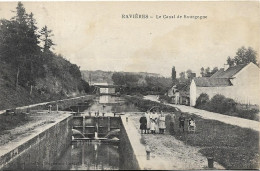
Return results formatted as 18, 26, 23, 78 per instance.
0, 115, 72, 170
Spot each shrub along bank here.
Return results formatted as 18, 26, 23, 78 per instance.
124, 95, 176, 112
195, 93, 259, 121
125, 96, 259, 169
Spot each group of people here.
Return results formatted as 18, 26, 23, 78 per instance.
140, 111, 196, 134
139, 110, 166, 134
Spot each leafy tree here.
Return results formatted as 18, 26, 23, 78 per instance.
227, 56, 234, 67
200, 67, 218, 77
195, 93, 209, 109
200, 67, 205, 77
205, 67, 211, 77
179, 72, 185, 80
186, 69, 192, 80
227, 46, 258, 66
211, 67, 219, 75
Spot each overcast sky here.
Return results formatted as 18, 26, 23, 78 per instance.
0, 1, 259, 77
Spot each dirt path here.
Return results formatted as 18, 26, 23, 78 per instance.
144, 95, 259, 132
129, 113, 224, 170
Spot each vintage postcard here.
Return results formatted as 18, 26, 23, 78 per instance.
0, 1, 259, 170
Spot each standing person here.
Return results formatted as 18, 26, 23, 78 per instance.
159, 111, 166, 134
169, 113, 176, 134
48, 104, 52, 113
179, 113, 185, 132
152, 110, 159, 134
145, 111, 151, 134
150, 119, 155, 134
139, 113, 147, 134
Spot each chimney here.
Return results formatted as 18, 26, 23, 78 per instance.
224, 64, 229, 71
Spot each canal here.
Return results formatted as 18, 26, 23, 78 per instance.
52, 95, 139, 170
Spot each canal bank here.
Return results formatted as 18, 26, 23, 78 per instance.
0, 112, 72, 170
120, 115, 172, 170
0, 95, 95, 115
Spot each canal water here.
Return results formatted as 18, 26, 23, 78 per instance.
52, 142, 120, 170
52, 95, 139, 170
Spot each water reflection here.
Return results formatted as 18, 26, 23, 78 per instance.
86, 95, 138, 113
52, 142, 119, 170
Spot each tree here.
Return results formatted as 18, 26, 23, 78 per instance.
186, 69, 192, 80
40, 25, 55, 52
227, 56, 234, 67
9, 2, 31, 88
227, 46, 258, 66
200, 67, 205, 77
171, 66, 176, 84
27, 12, 41, 94
179, 72, 186, 83
211, 67, 219, 75
204, 67, 211, 77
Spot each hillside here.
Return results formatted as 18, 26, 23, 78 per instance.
0, 2, 89, 110
81, 70, 162, 84
0, 59, 87, 110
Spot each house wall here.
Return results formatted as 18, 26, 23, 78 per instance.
231, 63, 260, 105
190, 63, 260, 106
190, 80, 197, 106
100, 88, 109, 94
108, 88, 115, 94
99, 88, 115, 94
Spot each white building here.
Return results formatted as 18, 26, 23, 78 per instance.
190, 62, 260, 106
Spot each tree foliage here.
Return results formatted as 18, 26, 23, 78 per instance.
111, 72, 172, 95
200, 67, 219, 77
171, 66, 176, 83
0, 2, 89, 95
227, 46, 258, 67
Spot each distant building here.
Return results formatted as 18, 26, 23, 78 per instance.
94, 83, 118, 95
167, 84, 190, 105
190, 62, 260, 106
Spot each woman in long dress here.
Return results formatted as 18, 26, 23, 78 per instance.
145, 111, 151, 134
152, 111, 159, 134
159, 112, 166, 134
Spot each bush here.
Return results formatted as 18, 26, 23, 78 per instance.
195, 93, 209, 109
223, 98, 237, 113
236, 109, 259, 121
195, 93, 258, 121
208, 94, 226, 113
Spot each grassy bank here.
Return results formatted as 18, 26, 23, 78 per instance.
0, 113, 31, 135
195, 94, 259, 121
125, 96, 259, 169
0, 95, 95, 135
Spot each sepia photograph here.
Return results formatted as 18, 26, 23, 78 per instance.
0, 1, 259, 170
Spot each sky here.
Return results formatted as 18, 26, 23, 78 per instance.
0, 1, 259, 77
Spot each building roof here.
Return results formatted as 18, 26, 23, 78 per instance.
210, 68, 225, 78
194, 77, 232, 87
94, 85, 119, 88
211, 64, 247, 79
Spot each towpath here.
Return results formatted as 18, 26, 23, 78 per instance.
0, 95, 89, 115
144, 95, 259, 132
128, 114, 224, 170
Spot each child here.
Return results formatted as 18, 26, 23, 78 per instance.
150, 119, 155, 134
139, 114, 147, 134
